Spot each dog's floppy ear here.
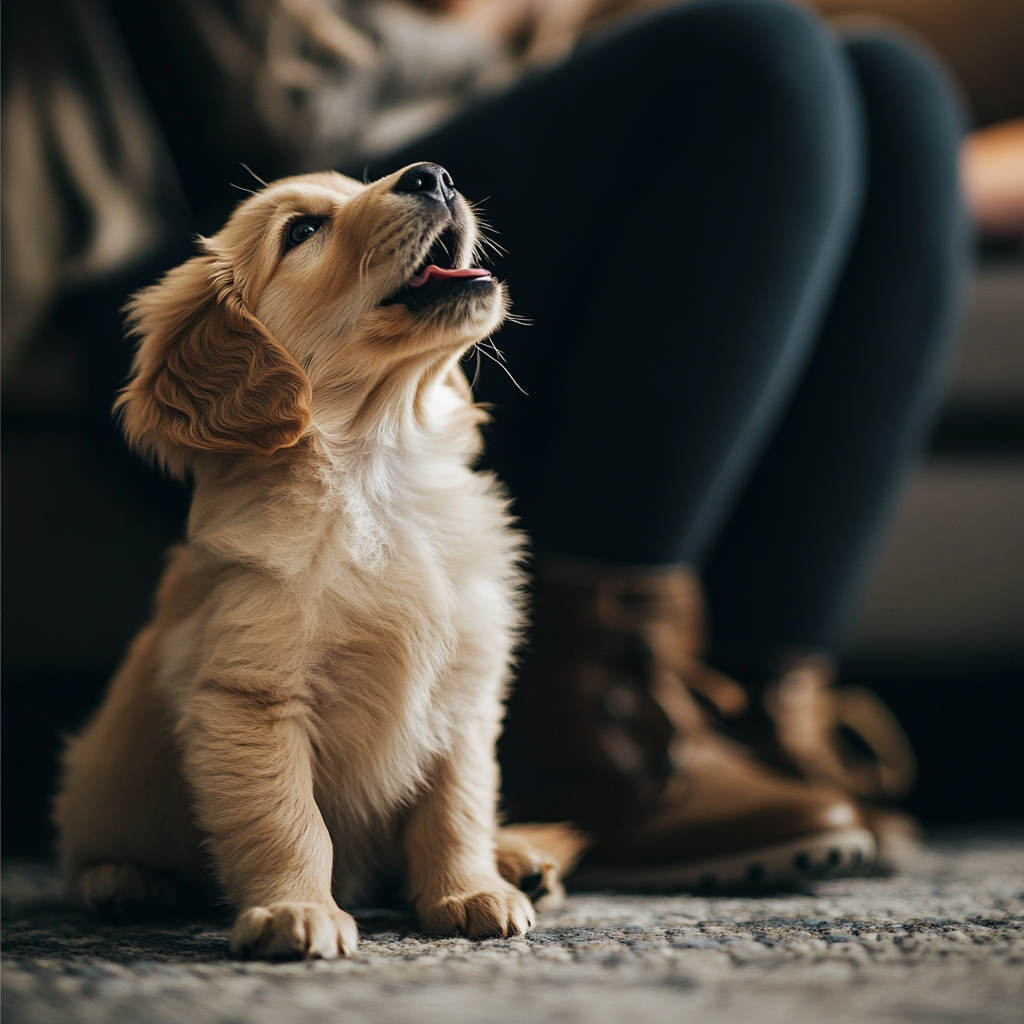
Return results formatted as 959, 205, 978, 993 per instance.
116, 254, 311, 467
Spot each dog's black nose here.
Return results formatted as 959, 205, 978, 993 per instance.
393, 163, 456, 207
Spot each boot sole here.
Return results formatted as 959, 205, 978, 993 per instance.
566, 826, 877, 893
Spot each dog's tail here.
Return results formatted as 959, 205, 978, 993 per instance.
497, 823, 589, 908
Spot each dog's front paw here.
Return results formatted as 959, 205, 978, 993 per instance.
418, 883, 535, 938
230, 902, 358, 959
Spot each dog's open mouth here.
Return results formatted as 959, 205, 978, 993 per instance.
381, 226, 493, 311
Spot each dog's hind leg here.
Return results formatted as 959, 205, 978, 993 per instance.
55, 623, 207, 920
77, 862, 183, 923
496, 824, 589, 907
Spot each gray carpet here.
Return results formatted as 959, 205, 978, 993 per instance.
3, 831, 1023, 1024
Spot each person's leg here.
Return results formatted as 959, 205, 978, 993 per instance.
703, 28, 969, 669
689, 30, 967, 820
370, 0, 863, 562
375, 0, 882, 883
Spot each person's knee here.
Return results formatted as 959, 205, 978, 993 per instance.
838, 31, 968, 303
599, 0, 847, 105
843, 29, 966, 248
587, 0, 864, 197
843, 30, 965, 163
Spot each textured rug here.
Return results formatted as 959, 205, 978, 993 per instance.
3, 831, 1023, 1024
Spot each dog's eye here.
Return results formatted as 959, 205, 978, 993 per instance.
285, 217, 323, 251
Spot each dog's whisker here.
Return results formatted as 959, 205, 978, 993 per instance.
483, 338, 508, 364
467, 345, 483, 389
478, 345, 529, 395
471, 241, 493, 267
476, 235, 506, 260
470, 234, 505, 270
230, 183, 259, 196
239, 163, 269, 188
480, 243, 506, 263
475, 222, 507, 253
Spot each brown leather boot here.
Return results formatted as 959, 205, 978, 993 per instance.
722, 654, 917, 800
721, 653, 922, 872
500, 557, 875, 891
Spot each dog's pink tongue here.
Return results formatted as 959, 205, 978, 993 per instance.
408, 265, 492, 289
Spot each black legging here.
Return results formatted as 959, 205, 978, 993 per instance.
370, 0, 968, 665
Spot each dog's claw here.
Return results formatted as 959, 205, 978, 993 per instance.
230, 902, 359, 960
418, 883, 535, 938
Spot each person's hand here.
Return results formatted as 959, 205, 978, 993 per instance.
962, 119, 1024, 240
410, 0, 601, 57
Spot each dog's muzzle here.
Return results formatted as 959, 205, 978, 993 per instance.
382, 163, 494, 311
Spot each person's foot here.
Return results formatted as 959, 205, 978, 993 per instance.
718, 653, 922, 871
719, 654, 917, 800
500, 558, 875, 891
568, 725, 874, 892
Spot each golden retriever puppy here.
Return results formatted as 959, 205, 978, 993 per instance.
55, 164, 581, 959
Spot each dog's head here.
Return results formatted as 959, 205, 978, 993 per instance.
118, 165, 507, 474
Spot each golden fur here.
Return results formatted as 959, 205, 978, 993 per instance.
55, 167, 582, 959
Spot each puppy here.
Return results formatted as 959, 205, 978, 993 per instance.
55, 164, 582, 959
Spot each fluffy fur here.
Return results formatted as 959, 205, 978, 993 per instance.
55, 167, 582, 959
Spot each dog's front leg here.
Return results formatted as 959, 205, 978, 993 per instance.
405, 724, 535, 938
180, 689, 357, 959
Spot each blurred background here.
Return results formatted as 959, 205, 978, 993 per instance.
3, 0, 1023, 857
